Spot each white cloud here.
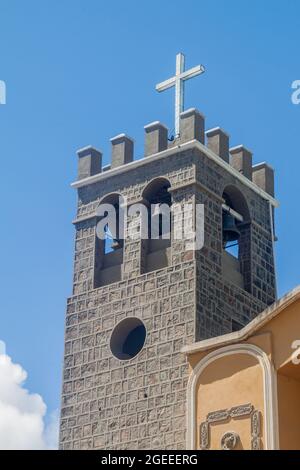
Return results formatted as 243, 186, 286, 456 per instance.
0, 348, 59, 450
44, 409, 60, 450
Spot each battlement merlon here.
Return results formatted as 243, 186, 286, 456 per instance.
72, 108, 278, 207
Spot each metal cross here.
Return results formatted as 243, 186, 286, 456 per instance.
156, 53, 205, 137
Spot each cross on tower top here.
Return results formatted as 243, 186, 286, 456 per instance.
156, 53, 205, 137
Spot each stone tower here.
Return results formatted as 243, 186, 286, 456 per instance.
59, 109, 277, 449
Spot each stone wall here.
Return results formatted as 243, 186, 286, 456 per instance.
193, 150, 275, 339
60, 151, 197, 449
60, 139, 276, 449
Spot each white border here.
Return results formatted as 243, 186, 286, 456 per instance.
186, 343, 279, 450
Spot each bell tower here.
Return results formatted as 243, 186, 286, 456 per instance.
59, 56, 277, 450
59, 109, 277, 449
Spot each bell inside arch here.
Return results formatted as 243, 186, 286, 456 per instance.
222, 211, 241, 247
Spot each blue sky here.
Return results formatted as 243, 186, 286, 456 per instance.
0, 0, 299, 432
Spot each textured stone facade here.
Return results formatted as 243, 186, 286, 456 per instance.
59, 111, 276, 449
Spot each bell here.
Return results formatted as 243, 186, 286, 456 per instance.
111, 238, 123, 250
222, 211, 240, 246
152, 204, 161, 217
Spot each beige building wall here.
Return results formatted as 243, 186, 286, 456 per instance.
277, 373, 300, 449
260, 300, 300, 370
184, 288, 300, 450
195, 354, 264, 450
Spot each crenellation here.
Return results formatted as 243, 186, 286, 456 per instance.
144, 121, 168, 156
230, 145, 253, 180
252, 162, 275, 197
206, 127, 230, 163
110, 134, 134, 168
179, 108, 205, 143
77, 146, 102, 180
74, 117, 275, 201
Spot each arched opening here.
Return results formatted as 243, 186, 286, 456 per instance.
222, 186, 251, 292
94, 193, 124, 287
141, 178, 172, 273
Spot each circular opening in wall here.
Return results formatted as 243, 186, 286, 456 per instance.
110, 317, 146, 360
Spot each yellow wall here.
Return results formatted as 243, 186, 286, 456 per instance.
260, 299, 300, 370
196, 353, 264, 450
277, 373, 300, 449
187, 295, 300, 450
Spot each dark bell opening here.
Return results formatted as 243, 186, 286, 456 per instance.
122, 325, 146, 359
222, 211, 241, 247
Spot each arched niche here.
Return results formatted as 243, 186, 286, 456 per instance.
222, 185, 251, 295
141, 177, 172, 273
94, 193, 124, 287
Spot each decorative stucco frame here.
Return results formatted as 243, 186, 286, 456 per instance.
199, 403, 261, 450
186, 343, 279, 450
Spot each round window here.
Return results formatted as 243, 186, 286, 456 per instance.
110, 317, 146, 360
